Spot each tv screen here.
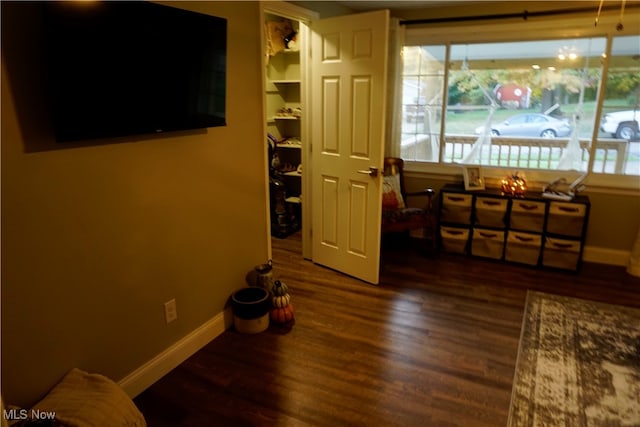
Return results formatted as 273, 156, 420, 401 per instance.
43, 1, 227, 142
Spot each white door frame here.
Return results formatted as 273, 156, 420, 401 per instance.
260, 2, 318, 261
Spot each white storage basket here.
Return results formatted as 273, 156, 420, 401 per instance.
474, 197, 508, 229
471, 228, 505, 259
440, 193, 473, 224
440, 226, 470, 254
546, 202, 587, 237
510, 200, 546, 232
542, 236, 581, 270
505, 231, 542, 265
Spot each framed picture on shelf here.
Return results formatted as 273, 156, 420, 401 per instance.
462, 165, 485, 191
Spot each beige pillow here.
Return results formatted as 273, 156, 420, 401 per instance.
382, 174, 405, 209
32, 368, 146, 427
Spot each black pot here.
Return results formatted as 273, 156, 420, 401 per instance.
231, 287, 271, 320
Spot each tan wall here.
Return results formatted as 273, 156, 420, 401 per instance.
1, 1, 268, 407
582, 192, 640, 251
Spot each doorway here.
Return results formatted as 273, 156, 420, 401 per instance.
261, 4, 389, 284
262, 2, 316, 261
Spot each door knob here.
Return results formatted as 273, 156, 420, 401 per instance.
357, 167, 379, 177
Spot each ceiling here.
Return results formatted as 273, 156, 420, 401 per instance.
332, 1, 471, 10
327, 0, 493, 17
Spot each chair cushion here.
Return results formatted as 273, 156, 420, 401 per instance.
382, 207, 425, 225
382, 174, 405, 210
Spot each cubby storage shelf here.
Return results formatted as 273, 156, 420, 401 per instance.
438, 183, 590, 271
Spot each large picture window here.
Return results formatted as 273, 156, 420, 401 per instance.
400, 34, 639, 178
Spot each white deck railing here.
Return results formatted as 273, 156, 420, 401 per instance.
401, 134, 631, 174
444, 135, 629, 174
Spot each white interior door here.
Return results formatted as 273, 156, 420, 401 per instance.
310, 10, 389, 284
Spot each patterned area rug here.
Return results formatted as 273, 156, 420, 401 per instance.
508, 291, 640, 426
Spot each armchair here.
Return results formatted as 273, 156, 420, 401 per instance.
381, 157, 437, 249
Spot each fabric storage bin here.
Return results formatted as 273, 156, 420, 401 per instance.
471, 228, 505, 259
440, 193, 472, 224
474, 196, 508, 228
542, 236, 581, 270
510, 200, 546, 232
505, 231, 542, 265
546, 202, 587, 237
440, 226, 470, 254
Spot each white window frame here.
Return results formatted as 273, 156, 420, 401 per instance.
398, 8, 640, 194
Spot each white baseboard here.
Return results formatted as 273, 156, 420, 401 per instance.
582, 245, 630, 267
118, 307, 233, 398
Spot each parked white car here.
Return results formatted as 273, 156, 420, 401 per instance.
600, 110, 639, 140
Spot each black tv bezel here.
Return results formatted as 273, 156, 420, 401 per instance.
43, 1, 227, 143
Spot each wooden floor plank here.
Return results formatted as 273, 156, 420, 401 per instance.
135, 233, 640, 426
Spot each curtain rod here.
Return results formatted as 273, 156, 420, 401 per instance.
399, 3, 639, 26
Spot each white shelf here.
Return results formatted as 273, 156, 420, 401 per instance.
266, 13, 303, 230
271, 79, 301, 84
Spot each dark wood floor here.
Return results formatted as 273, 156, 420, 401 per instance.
134, 233, 640, 426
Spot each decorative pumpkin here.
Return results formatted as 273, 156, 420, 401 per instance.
272, 294, 291, 308
271, 280, 289, 296
270, 304, 294, 323
501, 173, 527, 196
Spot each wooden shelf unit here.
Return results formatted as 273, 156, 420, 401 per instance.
438, 183, 590, 271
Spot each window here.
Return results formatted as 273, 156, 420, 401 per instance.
600, 35, 640, 175
399, 30, 640, 181
401, 45, 445, 162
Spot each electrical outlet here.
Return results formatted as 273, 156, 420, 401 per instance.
164, 299, 177, 324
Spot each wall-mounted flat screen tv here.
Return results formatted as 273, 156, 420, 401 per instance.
43, 1, 227, 142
